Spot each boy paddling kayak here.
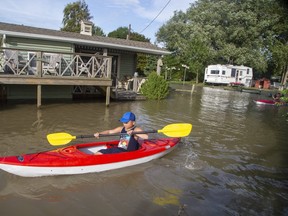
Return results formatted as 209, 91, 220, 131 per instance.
94, 112, 148, 154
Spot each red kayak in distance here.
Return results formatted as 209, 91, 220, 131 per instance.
254, 99, 287, 106
0, 138, 180, 177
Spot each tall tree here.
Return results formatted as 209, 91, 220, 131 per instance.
156, 0, 288, 81
108, 27, 151, 75
93, 25, 106, 37
61, 0, 105, 36
61, 0, 92, 32
107, 27, 128, 39
269, 0, 288, 85
108, 27, 150, 42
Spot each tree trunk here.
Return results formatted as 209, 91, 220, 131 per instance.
280, 64, 288, 90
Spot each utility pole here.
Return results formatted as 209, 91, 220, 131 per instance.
126, 24, 131, 40
182, 64, 189, 85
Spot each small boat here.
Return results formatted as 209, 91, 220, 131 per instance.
254, 99, 287, 106
0, 138, 180, 177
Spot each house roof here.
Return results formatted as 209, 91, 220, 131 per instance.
0, 22, 170, 55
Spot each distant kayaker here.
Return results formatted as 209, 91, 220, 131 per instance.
273, 92, 282, 102
94, 112, 148, 154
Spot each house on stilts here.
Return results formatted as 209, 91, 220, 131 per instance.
0, 21, 170, 107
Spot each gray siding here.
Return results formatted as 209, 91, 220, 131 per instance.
6, 37, 74, 53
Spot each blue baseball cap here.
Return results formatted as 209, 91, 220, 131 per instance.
119, 112, 136, 123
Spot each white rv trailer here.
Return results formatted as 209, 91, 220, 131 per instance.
204, 64, 253, 87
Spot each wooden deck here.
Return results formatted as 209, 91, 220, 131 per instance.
0, 75, 112, 86
0, 48, 113, 107
111, 89, 146, 101
0, 75, 112, 107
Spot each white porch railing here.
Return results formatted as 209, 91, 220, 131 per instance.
116, 76, 146, 93
0, 48, 112, 79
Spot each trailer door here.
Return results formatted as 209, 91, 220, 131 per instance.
231, 68, 236, 77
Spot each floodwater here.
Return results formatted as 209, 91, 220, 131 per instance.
0, 86, 287, 216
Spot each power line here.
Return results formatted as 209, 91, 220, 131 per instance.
139, 0, 172, 34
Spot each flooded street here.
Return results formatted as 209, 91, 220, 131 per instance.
0, 86, 287, 216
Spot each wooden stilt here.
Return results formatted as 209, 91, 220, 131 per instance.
106, 86, 110, 106
37, 84, 41, 108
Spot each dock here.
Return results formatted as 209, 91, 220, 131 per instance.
111, 89, 146, 101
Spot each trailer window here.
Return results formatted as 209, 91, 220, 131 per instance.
222, 70, 225, 75
247, 69, 249, 74
211, 70, 219, 74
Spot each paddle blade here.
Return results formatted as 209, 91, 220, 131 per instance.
47, 133, 76, 145
158, 123, 192, 137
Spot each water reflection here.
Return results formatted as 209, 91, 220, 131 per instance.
31, 109, 43, 130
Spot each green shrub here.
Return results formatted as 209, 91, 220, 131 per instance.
281, 89, 288, 103
140, 72, 169, 100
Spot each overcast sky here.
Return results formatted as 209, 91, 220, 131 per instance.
0, 0, 194, 43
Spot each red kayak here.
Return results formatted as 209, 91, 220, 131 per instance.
254, 99, 287, 106
0, 138, 180, 177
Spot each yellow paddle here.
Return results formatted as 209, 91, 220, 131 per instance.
47, 123, 192, 146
